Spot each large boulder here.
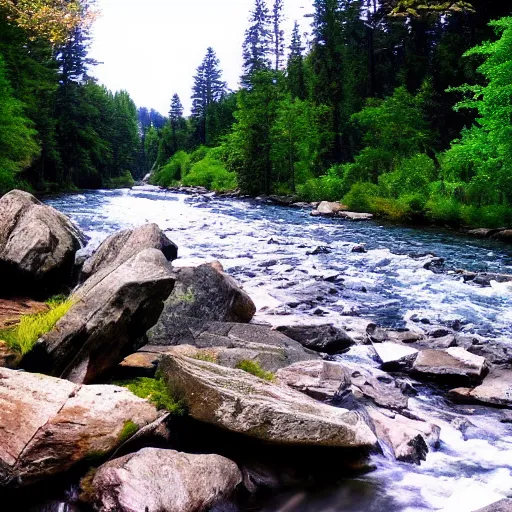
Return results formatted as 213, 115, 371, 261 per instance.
449, 370, 512, 407
275, 324, 355, 354
89, 448, 241, 512
491, 230, 512, 243
372, 342, 419, 371
160, 355, 378, 449
148, 263, 255, 345
0, 190, 84, 296
80, 223, 178, 281
23, 248, 175, 384
412, 347, 487, 383
0, 367, 159, 487
314, 201, 347, 216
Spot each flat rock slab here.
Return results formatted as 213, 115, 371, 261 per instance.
0, 367, 159, 487
160, 355, 378, 449
412, 347, 487, 383
373, 342, 419, 370
450, 370, 512, 407
90, 448, 241, 512
275, 324, 354, 354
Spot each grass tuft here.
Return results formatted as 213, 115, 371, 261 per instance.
235, 359, 275, 382
0, 297, 73, 355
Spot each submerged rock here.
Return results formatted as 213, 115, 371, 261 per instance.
148, 263, 255, 345
0, 190, 84, 296
80, 223, 178, 281
160, 354, 378, 449
24, 248, 175, 384
275, 324, 355, 354
0, 368, 159, 487
89, 448, 241, 512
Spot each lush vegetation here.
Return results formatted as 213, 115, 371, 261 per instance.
236, 359, 275, 381
0, 297, 73, 355
2, 0, 512, 228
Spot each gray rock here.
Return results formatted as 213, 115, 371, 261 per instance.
0, 367, 159, 487
148, 263, 255, 345
372, 342, 419, 371
313, 201, 346, 217
24, 248, 175, 384
80, 223, 177, 281
339, 212, 374, 221
491, 230, 512, 243
90, 448, 241, 512
450, 370, 512, 407
474, 499, 512, 512
0, 190, 84, 296
412, 347, 487, 383
160, 354, 378, 448
275, 324, 355, 354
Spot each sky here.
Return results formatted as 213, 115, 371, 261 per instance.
89, 0, 314, 116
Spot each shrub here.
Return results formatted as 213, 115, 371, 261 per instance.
103, 170, 134, 189
151, 151, 191, 187
425, 196, 462, 225
297, 166, 345, 202
0, 297, 73, 355
235, 360, 275, 382
343, 182, 380, 212
182, 157, 237, 191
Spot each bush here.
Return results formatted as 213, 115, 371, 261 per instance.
0, 297, 73, 355
235, 360, 275, 381
151, 151, 191, 187
182, 157, 237, 191
103, 170, 134, 189
425, 196, 462, 225
343, 182, 380, 212
297, 166, 346, 202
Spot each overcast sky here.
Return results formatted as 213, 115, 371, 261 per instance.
89, 0, 314, 116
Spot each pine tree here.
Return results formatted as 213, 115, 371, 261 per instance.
287, 21, 306, 99
191, 47, 226, 144
272, 0, 285, 71
169, 93, 184, 127
242, 0, 272, 86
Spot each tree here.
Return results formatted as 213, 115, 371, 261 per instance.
242, 0, 271, 86
287, 21, 306, 100
191, 47, 226, 145
272, 0, 285, 71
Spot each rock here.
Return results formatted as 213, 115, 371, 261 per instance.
160, 355, 378, 448
148, 263, 255, 345
466, 228, 502, 239
275, 324, 355, 354
114, 351, 162, 379
459, 270, 512, 286
276, 360, 409, 410
428, 334, 457, 349
339, 212, 374, 221
0, 297, 49, 330
474, 499, 512, 512
372, 342, 419, 371
351, 244, 367, 253
412, 347, 487, 383
450, 370, 512, 407
306, 246, 332, 255
491, 230, 512, 243
24, 248, 175, 384
80, 223, 178, 281
500, 411, 512, 423
368, 408, 440, 464
0, 367, 159, 487
0, 190, 84, 296
0, 341, 18, 368
314, 201, 347, 217
366, 324, 423, 344
89, 448, 241, 512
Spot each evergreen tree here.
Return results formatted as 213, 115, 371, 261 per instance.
272, 0, 285, 71
242, 0, 271, 86
287, 21, 306, 100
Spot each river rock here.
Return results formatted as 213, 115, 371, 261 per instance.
372, 342, 419, 371
275, 324, 355, 354
276, 360, 409, 410
80, 223, 178, 281
0, 367, 159, 487
367, 408, 440, 464
148, 263, 256, 345
466, 228, 502, 239
339, 212, 374, 221
160, 355, 378, 449
412, 347, 487, 383
491, 230, 512, 243
89, 448, 241, 512
24, 248, 174, 384
314, 201, 347, 217
0, 190, 84, 296
474, 499, 512, 512
449, 370, 512, 407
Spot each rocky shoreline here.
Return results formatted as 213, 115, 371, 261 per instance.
0, 189, 510, 512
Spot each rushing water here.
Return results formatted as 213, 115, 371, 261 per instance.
44, 186, 512, 512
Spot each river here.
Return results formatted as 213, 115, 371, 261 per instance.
44, 186, 512, 512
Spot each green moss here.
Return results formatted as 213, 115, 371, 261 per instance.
192, 351, 218, 363
116, 376, 185, 415
0, 298, 73, 355
235, 360, 275, 382
118, 420, 139, 443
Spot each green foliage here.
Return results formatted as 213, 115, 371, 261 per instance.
235, 359, 275, 382
151, 151, 191, 187
119, 376, 185, 415
118, 420, 139, 443
103, 170, 135, 189
0, 298, 73, 355
182, 157, 237, 191
297, 166, 345, 202
343, 182, 380, 212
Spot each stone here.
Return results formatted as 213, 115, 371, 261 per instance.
466, 228, 501, 239
0, 367, 159, 487
450, 370, 512, 407
0, 341, 18, 369
412, 347, 487, 383
23, 248, 175, 384
315, 201, 347, 216
351, 243, 367, 253
474, 499, 512, 512
114, 351, 162, 379
275, 324, 355, 354
80, 223, 177, 281
148, 263, 255, 345
89, 448, 241, 512
160, 355, 378, 449
368, 408, 440, 464
0, 297, 48, 330
372, 342, 419, 371
276, 360, 409, 410
0, 190, 84, 296
339, 212, 374, 221
492, 230, 512, 243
